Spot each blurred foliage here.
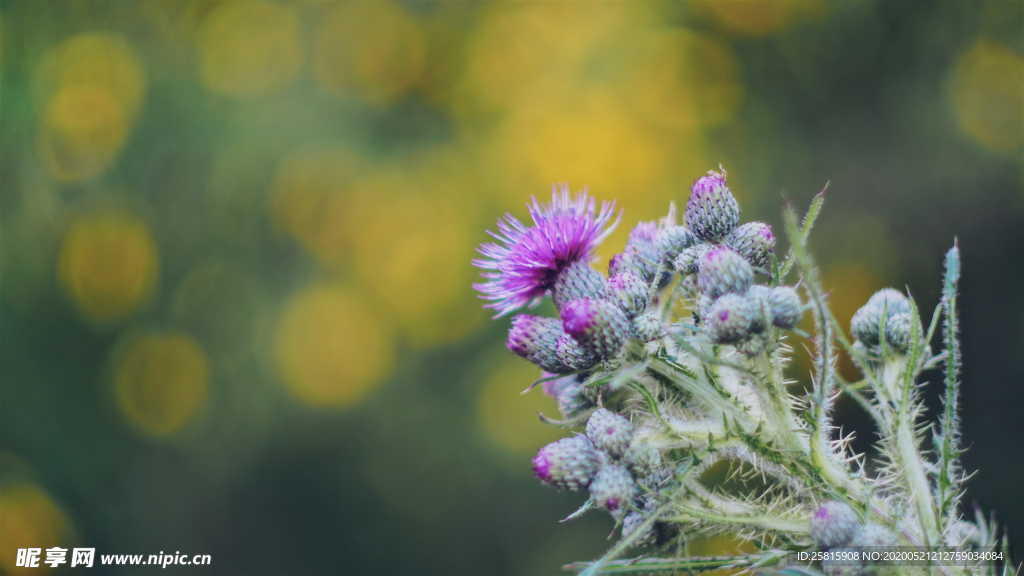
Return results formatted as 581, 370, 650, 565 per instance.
0, 1, 1020, 574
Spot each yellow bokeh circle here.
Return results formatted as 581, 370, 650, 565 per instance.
37, 33, 144, 181
269, 147, 366, 268
58, 211, 159, 324
477, 355, 563, 455
0, 483, 75, 575
346, 164, 484, 348
198, 0, 303, 97
275, 285, 392, 408
313, 0, 426, 105
113, 331, 210, 437
949, 39, 1024, 153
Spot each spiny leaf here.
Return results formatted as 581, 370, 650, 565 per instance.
779, 184, 828, 281
937, 241, 963, 528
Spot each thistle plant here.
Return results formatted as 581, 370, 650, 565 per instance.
473, 171, 1016, 576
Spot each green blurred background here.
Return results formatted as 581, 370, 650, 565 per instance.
0, 0, 1021, 574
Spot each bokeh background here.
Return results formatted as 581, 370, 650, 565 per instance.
0, 0, 1021, 574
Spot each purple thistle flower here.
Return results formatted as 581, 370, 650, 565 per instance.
473, 186, 619, 317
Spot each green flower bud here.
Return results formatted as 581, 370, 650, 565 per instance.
586, 408, 634, 459
725, 221, 775, 269
674, 243, 713, 276
851, 523, 896, 548
655, 225, 698, 267
697, 247, 754, 299
851, 288, 910, 346
705, 293, 756, 344
768, 286, 804, 329
589, 464, 637, 514
884, 312, 915, 353
533, 435, 602, 491
685, 169, 740, 242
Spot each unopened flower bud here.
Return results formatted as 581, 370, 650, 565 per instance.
556, 333, 598, 371
507, 315, 571, 372
726, 221, 775, 269
851, 288, 910, 346
533, 435, 602, 491
674, 243, 712, 276
705, 293, 756, 344
586, 408, 634, 459
810, 501, 860, 549
632, 310, 664, 342
553, 261, 610, 309
885, 312, 914, 352
768, 286, 803, 329
697, 246, 754, 299
622, 511, 655, 547
655, 225, 698, 267
609, 271, 648, 317
561, 298, 632, 360
745, 285, 773, 332
685, 169, 740, 242
589, 464, 637, 513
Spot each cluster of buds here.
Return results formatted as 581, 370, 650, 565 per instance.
534, 408, 667, 526
474, 168, 990, 575
851, 288, 919, 355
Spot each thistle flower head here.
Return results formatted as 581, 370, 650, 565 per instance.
474, 187, 619, 316
609, 271, 648, 317
533, 435, 603, 491
686, 168, 740, 242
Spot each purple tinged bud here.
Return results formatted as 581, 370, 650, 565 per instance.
533, 435, 603, 491
507, 315, 576, 373
810, 501, 860, 549
697, 246, 754, 299
705, 293, 756, 344
726, 221, 776, 270
585, 408, 634, 459
589, 464, 637, 515
561, 298, 632, 360
685, 169, 740, 242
